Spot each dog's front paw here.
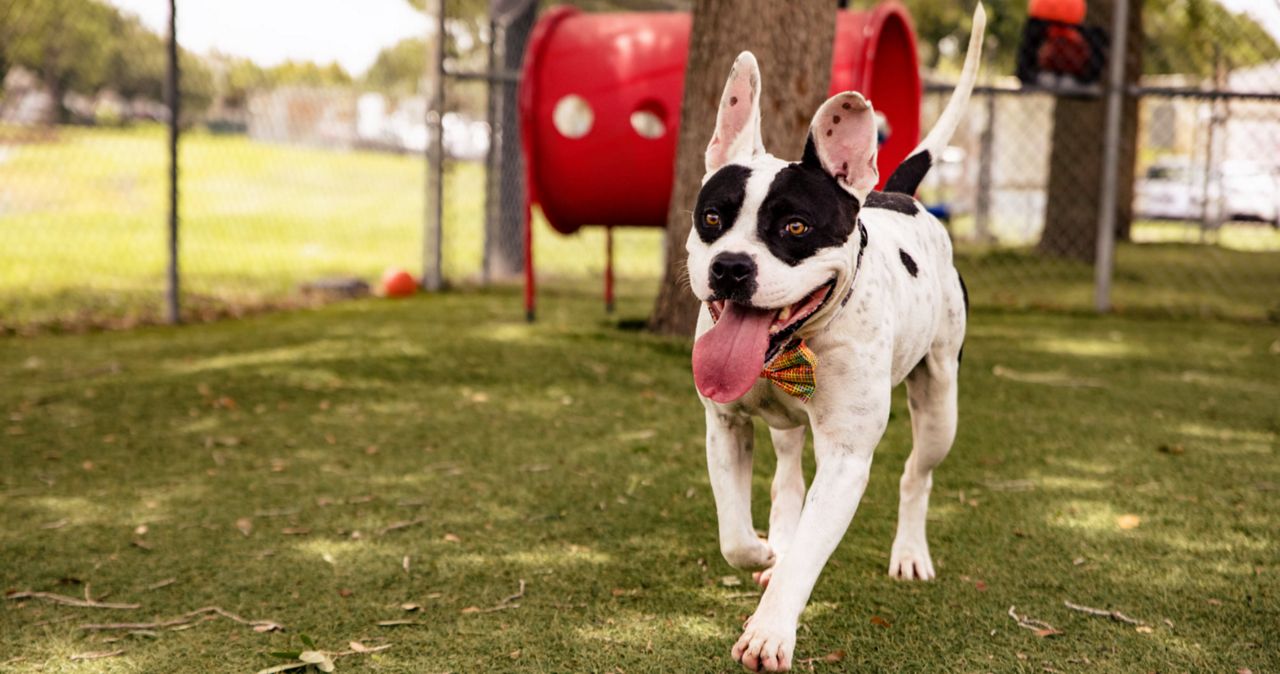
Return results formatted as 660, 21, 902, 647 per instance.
721, 538, 775, 571
888, 540, 935, 581
731, 613, 796, 672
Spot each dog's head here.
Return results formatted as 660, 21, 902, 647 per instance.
688, 52, 878, 403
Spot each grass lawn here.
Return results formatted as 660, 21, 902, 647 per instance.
2, 287, 1277, 672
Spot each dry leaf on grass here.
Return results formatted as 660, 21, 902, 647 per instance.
870, 615, 891, 628
236, 518, 253, 537
720, 576, 742, 587
1116, 514, 1141, 530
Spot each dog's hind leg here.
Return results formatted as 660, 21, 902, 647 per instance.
753, 426, 806, 589
706, 409, 775, 571
890, 354, 959, 581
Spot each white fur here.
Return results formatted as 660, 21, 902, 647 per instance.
685, 7, 984, 671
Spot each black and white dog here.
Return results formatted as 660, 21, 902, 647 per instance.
686, 6, 985, 671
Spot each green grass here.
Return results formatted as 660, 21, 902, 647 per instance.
2, 288, 1277, 672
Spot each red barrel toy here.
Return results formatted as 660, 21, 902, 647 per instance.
519, 4, 920, 319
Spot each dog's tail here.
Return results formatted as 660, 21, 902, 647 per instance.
883, 4, 986, 195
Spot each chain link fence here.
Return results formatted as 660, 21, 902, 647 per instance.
2, 0, 1278, 334
917, 0, 1280, 321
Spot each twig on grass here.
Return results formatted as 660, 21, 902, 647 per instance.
1008, 606, 1060, 637
461, 579, 526, 615
5, 590, 139, 610
1063, 600, 1145, 626
69, 650, 125, 661
378, 518, 428, 535
145, 578, 177, 592
498, 579, 526, 606
78, 606, 283, 633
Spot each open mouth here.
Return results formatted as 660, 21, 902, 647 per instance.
691, 280, 836, 404
708, 279, 836, 363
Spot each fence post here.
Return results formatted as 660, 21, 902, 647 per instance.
975, 89, 995, 243
165, 0, 181, 323
1093, 0, 1129, 313
423, 0, 446, 291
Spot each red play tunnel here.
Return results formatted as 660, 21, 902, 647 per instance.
518, 3, 921, 319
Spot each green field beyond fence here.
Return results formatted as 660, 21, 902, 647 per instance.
1, 125, 1278, 331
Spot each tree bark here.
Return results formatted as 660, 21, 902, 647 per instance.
1038, 0, 1143, 260
648, 0, 835, 336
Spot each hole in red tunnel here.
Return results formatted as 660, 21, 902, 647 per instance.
630, 98, 667, 139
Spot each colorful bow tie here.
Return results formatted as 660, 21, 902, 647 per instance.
761, 340, 817, 402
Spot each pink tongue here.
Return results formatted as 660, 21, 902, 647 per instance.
692, 303, 775, 403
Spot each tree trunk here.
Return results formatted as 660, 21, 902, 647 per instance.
1038, 0, 1142, 260
648, 0, 835, 336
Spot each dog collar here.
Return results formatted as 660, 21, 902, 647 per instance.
832, 219, 868, 319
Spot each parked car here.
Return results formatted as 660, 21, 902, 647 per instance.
1135, 158, 1280, 227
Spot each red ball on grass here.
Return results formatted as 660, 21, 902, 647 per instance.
381, 268, 418, 298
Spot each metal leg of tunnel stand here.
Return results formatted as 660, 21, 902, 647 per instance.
604, 226, 615, 314
524, 201, 535, 322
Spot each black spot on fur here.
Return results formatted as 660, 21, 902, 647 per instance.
755, 141, 860, 266
865, 191, 920, 216
693, 165, 751, 244
899, 249, 918, 277
883, 151, 932, 195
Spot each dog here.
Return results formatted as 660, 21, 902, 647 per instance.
685, 6, 985, 671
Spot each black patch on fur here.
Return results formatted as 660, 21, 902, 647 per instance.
865, 190, 919, 215
693, 165, 752, 243
883, 151, 932, 195
899, 249, 919, 277
756, 140, 861, 266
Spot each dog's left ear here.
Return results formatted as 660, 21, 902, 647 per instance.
802, 92, 879, 201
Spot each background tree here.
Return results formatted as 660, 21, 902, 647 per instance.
1038, 0, 1142, 260
649, 0, 837, 336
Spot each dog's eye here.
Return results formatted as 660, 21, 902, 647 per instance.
703, 211, 721, 228
784, 220, 809, 236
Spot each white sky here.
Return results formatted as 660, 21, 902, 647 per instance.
105, 0, 429, 75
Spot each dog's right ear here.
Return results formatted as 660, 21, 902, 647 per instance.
705, 51, 764, 174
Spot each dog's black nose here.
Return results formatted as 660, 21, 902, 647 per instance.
709, 252, 756, 300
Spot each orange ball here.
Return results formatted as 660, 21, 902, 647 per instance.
1028, 0, 1085, 24
381, 268, 418, 298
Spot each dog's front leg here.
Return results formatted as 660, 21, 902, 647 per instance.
706, 408, 774, 571
732, 386, 889, 672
